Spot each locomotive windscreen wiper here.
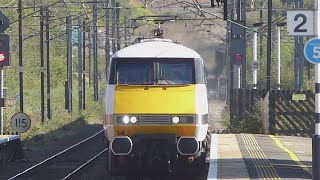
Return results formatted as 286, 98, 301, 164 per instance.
158, 75, 172, 85
142, 69, 154, 85
157, 68, 172, 85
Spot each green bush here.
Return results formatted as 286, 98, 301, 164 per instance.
226, 101, 265, 134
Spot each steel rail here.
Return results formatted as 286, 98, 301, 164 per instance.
8, 129, 104, 180
61, 148, 108, 180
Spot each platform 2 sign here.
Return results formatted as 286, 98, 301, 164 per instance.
287, 10, 314, 36
10, 112, 31, 133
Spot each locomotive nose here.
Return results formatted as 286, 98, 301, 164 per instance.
110, 136, 133, 155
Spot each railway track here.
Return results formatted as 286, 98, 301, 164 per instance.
7, 128, 223, 180
8, 130, 107, 180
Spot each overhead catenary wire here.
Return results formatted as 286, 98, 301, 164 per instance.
22, 9, 96, 41
176, 0, 259, 34
14, 0, 224, 37
170, 2, 229, 32
36, 0, 126, 41
179, 0, 285, 38
22, 3, 119, 42
10, 0, 64, 25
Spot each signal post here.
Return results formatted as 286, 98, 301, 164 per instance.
0, 11, 10, 135
313, 0, 320, 178
291, 0, 320, 178
286, 0, 320, 177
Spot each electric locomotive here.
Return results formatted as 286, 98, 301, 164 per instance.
103, 38, 210, 177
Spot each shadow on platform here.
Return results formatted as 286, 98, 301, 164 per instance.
212, 158, 312, 179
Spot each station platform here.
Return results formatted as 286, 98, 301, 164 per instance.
0, 135, 20, 144
0, 135, 24, 163
208, 134, 312, 180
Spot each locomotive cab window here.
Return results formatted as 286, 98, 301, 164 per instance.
110, 58, 195, 85
158, 61, 194, 85
116, 62, 154, 85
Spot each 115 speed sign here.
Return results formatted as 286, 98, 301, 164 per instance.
10, 112, 31, 133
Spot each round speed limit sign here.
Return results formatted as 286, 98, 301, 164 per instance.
304, 38, 320, 64
10, 112, 31, 133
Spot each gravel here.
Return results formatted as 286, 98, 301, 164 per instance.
208, 99, 228, 131
0, 120, 104, 179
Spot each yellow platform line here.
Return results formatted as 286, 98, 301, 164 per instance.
269, 135, 311, 175
242, 134, 281, 180
244, 134, 271, 180
247, 134, 280, 180
241, 134, 264, 179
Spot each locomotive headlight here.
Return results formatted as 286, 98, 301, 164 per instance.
115, 115, 138, 124
130, 116, 137, 123
172, 116, 180, 124
172, 115, 195, 124
123, 116, 130, 124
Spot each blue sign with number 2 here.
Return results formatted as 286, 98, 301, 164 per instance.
304, 38, 320, 64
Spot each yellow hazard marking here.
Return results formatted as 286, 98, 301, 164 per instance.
269, 135, 311, 175
242, 134, 281, 180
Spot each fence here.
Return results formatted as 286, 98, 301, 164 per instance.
230, 89, 315, 137
229, 89, 266, 117
268, 90, 315, 137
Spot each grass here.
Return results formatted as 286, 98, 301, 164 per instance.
3, 76, 104, 143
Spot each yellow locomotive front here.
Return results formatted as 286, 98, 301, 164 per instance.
104, 39, 210, 177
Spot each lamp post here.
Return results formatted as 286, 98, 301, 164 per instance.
252, 22, 263, 90
276, 22, 286, 90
